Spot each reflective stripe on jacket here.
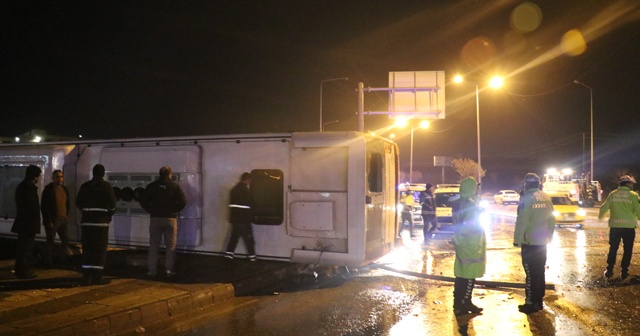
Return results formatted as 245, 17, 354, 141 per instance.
514, 188, 555, 245
598, 186, 640, 228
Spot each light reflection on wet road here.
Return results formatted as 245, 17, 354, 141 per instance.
164, 205, 640, 336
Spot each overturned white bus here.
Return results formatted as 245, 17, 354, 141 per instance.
0, 132, 399, 267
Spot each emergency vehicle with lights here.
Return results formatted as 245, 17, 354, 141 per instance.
541, 168, 601, 207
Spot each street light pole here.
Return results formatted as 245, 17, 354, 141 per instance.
475, 84, 481, 191
320, 77, 348, 132
454, 75, 503, 194
394, 119, 429, 184
410, 125, 414, 183
574, 80, 594, 181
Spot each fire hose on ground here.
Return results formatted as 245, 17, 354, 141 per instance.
373, 263, 556, 291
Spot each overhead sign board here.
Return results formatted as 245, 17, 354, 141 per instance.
388, 71, 445, 120
433, 156, 452, 167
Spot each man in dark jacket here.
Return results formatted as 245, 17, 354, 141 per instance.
225, 172, 256, 261
41, 169, 70, 266
420, 183, 437, 245
140, 166, 187, 278
76, 164, 117, 285
12, 165, 42, 279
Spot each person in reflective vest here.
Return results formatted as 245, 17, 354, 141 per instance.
76, 164, 116, 285
598, 175, 640, 280
225, 172, 256, 261
452, 177, 486, 316
400, 191, 415, 237
514, 173, 555, 314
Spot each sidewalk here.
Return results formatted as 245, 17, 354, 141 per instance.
0, 249, 301, 335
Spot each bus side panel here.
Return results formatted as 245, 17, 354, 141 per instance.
199, 139, 292, 257
93, 146, 203, 248
288, 145, 349, 245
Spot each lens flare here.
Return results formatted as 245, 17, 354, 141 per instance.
561, 29, 587, 56
510, 2, 543, 33
461, 37, 496, 68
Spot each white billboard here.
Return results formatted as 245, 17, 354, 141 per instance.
388, 71, 445, 119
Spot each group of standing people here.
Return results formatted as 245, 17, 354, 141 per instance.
11, 163, 190, 284
450, 173, 556, 316
11, 164, 257, 283
11, 163, 117, 283
451, 172, 640, 317
12, 166, 74, 279
399, 183, 438, 243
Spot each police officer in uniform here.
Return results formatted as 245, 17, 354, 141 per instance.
224, 172, 257, 261
76, 164, 117, 285
514, 173, 555, 314
598, 175, 640, 279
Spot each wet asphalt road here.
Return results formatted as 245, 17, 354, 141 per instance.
149, 204, 640, 336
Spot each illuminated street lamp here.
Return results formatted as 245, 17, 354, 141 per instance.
574, 80, 594, 181
453, 74, 504, 191
320, 77, 348, 132
395, 117, 430, 183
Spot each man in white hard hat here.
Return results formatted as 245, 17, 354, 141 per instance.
598, 175, 640, 280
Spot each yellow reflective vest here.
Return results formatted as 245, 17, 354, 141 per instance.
598, 186, 640, 228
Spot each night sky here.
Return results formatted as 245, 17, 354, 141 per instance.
2, 1, 640, 189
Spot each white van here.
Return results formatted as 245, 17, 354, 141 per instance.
433, 184, 460, 229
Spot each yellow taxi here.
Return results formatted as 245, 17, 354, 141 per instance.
433, 184, 460, 229
549, 193, 585, 228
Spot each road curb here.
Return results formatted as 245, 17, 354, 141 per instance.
0, 251, 294, 336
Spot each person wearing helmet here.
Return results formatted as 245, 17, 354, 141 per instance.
451, 177, 486, 316
598, 175, 640, 280
514, 173, 555, 314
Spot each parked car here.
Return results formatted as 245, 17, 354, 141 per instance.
494, 190, 520, 205
550, 193, 585, 227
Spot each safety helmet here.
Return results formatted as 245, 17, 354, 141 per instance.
619, 175, 636, 184
523, 173, 540, 189
524, 173, 540, 183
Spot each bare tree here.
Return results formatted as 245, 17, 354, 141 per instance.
451, 158, 485, 182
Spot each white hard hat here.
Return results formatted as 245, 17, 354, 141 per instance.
619, 175, 636, 184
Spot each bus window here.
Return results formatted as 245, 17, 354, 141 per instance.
0, 166, 26, 219
251, 169, 284, 225
368, 152, 383, 193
